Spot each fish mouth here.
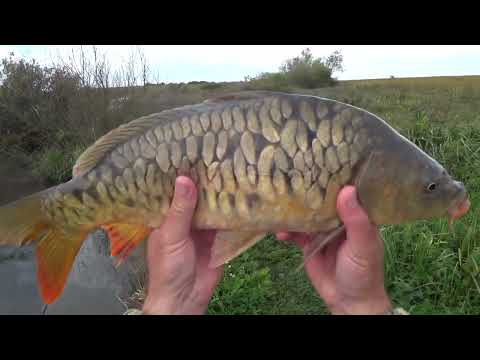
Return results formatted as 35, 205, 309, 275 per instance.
447, 190, 470, 225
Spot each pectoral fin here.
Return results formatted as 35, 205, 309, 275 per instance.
208, 231, 268, 268
296, 225, 346, 272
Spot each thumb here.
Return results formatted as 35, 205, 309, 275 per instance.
336, 186, 382, 259
151, 176, 198, 247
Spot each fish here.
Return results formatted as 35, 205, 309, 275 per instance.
0, 90, 470, 304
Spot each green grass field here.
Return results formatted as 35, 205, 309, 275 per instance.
204, 76, 480, 315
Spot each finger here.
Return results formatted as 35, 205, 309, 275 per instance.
323, 234, 346, 260
277, 232, 311, 248
192, 230, 224, 293
151, 176, 198, 247
275, 232, 291, 241
195, 232, 223, 281
302, 244, 335, 297
336, 186, 382, 259
192, 229, 218, 258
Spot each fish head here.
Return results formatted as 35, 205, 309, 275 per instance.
355, 136, 469, 226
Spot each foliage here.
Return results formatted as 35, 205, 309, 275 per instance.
245, 48, 344, 91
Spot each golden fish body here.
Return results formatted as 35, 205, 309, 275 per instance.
0, 91, 469, 304
49, 92, 384, 233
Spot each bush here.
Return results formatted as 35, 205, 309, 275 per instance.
32, 148, 76, 185
31, 143, 88, 185
0, 48, 158, 186
200, 82, 225, 90
0, 54, 81, 153
244, 72, 291, 91
246, 48, 343, 91
1, 47, 160, 153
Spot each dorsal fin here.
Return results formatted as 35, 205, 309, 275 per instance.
72, 114, 162, 177
72, 91, 289, 177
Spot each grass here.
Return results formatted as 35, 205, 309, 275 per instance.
31, 145, 87, 185
205, 76, 480, 315
207, 235, 329, 315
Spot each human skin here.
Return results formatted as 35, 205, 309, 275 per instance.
276, 186, 392, 315
142, 176, 392, 315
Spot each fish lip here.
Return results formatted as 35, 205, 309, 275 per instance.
447, 189, 470, 221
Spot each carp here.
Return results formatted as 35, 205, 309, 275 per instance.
0, 91, 470, 304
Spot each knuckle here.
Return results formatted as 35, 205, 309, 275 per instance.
170, 200, 192, 217
346, 210, 371, 228
346, 251, 373, 276
170, 202, 186, 216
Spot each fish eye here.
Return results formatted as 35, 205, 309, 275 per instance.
427, 183, 437, 192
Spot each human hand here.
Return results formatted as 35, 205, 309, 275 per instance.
142, 176, 223, 315
276, 186, 392, 315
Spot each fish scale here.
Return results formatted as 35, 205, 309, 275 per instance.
53, 94, 358, 235
43, 92, 452, 229
0, 90, 470, 305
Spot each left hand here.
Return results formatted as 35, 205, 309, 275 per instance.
276, 186, 392, 315
142, 176, 224, 315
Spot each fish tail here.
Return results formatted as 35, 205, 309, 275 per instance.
0, 188, 89, 304
0, 188, 53, 248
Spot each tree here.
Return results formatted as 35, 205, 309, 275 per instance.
324, 50, 344, 74
246, 48, 345, 90
137, 46, 150, 89
280, 48, 315, 73
281, 48, 344, 88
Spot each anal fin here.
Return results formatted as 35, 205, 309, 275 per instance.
36, 228, 87, 304
208, 231, 268, 268
101, 223, 151, 267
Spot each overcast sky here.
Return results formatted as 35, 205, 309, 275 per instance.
1, 45, 479, 83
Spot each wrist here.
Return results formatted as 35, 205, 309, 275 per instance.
142, 295, 179, 315
142, 294, 209, 315
329, 291, 393, 315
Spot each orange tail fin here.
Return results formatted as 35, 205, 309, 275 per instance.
0, 189, 89, 304
36, 228, 87, 304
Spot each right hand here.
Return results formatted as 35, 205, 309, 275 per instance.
276, 186, 392, 315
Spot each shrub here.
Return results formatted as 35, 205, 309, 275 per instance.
246, 48, 343, 91
31, 143, 88, 185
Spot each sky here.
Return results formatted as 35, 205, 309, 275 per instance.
0, 45, 479, 83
